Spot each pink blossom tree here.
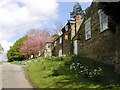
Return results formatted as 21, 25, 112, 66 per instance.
19, 30, 53, 58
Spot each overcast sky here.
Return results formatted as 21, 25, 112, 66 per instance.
0, 0, 91, 53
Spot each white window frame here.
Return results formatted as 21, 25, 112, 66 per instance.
46, 43, 51, 48
74, 40, 78, 55
85, 18, 91, 40
59, 49, 62, 57
59, 37, 62, 43
99, 10, 108, 32
47, 43, 51, 48
65, 25, 68, 31
54, 41, 57, 47
58, 31, 62, 36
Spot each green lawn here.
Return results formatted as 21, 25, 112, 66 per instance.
26, 56, 120, 89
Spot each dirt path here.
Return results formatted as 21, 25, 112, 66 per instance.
2, 63, 33, 89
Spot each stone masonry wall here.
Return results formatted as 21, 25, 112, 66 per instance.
77, 2, 117, 66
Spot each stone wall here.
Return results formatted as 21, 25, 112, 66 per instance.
75, 2, 120, 74
52, 36, 62, 56
62, 32, 71, 56
62, 19, 83, 56
115, 25, 120, 73
77, 2, 116, 65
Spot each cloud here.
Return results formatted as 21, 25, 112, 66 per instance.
0, 0, 58, 40
0, 0, 58, 52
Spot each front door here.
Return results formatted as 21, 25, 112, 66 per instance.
74, 40, 78, 55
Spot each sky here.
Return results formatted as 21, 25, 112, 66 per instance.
0, 0, 92, 54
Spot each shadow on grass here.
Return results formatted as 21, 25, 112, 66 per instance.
51, 56, 120, 89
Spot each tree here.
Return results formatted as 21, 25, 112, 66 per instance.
19, 30, 53, 58
70, 2, 84, 34
7, 36, 26, 62
84, 6, 90, 15
54, 21, 63, 34
70, 2, 84, 19
52, 34, 59, 39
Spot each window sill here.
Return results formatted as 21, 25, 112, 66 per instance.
99, 28, 109, 34
85, 37, 91, 42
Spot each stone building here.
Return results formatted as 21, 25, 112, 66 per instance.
50, 2, 120, 73
52, 16, 83, 57
52, 35, 63, 57
72, 2, 120, 72
44, 42, 53, 57
62, 21, 71, 56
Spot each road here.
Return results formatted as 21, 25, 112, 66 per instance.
1, 63, 33, 89
0, 63, 2, 90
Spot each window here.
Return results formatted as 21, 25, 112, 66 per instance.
99, 11, 108, 32
85, 18, 91, 40
48, 44, 51, 48
46, 43, 51, 48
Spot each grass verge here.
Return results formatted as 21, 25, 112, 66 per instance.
26, 56, 120, 89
